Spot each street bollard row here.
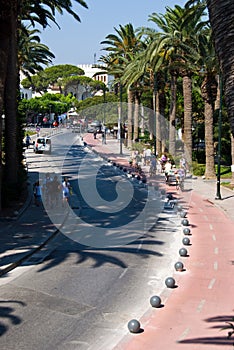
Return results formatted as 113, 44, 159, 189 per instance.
128, 199, 193, 334
100, 156, 193, 336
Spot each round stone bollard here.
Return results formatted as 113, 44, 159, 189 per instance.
180, 211, 187, 218
150, 295, 161, 308
174, 261, 184, 272
127, 319, 141, 333
165, 277, 176, 288
179, 247, 188, 257
181, 218, 189, 226
182, 237, 190, 246
183, 227, 191, 235
177, 205, 182, 212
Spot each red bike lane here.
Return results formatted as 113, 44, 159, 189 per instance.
114, 189, 234, 350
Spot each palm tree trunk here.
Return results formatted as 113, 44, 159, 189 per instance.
127, 87, 134, 148
0, 0, 13, 211
169, 74, 177, 158
183, 75, 193, 166
231, 134, 234, 186
204, 102, 216, 178
133, 91, 140, 142
4, 4, 18, 186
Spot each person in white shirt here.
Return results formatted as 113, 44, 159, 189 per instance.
62, 177, 72, 205
164, 160, 172, 183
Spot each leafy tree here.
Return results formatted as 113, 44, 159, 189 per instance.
21, 64, 85, 93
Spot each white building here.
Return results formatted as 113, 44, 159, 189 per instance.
77, 64, 113, 86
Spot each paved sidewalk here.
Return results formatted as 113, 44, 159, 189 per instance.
83, 133, 234, 350
0, 131, 234, 350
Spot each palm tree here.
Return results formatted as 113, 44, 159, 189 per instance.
197, 28, 218, 178
146, 4, 205, 164
206, 0, 234, 184
18, 25, 55, 77
101, 23, 144, 147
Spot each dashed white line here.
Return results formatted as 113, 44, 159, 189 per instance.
209, 224, 213, 230
178, 327, 190, 341
214, 247, 219, 255
212, 234, 216, 241
119, 268, 128, 279
214, 262, 218, 271
197, 299, 206, 313
208, 278, 216, 289
199, 208, 203, 213
137, 239, 143, 251
204, 215, 208, 221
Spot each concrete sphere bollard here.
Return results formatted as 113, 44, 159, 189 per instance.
165, 277, 176, 288
174, 261, 184, 272
179, 247, 188, 257
127, 319, 141, 333
182, 237, 190, 246
181, 218, 189, 226
183, 227, 191, 235
180, 211, 187, 218
150, 295, 161, 308
177, 205, 182, 212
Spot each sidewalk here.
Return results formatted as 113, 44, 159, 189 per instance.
83, 133, 234, 350
0, 132, 234, 350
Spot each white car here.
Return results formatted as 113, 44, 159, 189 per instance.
33, 137, 51, 154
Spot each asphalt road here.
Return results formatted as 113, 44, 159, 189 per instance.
0, 131, 182, 350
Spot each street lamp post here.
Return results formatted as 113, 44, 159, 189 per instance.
215, 73, 222, 200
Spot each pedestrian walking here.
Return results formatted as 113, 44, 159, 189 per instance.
33, 181, 42, 206
43, 173, 53, 207
62, 177, 72, 205
25, 134, 31, 149
50, 175, 61, 208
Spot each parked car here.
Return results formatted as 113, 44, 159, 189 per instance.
33, 137, 51, 154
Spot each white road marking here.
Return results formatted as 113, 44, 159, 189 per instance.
178, 327, 190, 341
197, 299, 206, 313
214, 262, 218, 271
212, 234, 216, 241
119, 268, 128, 279
208, 278, 216, 289
204, 215, 208, 221
214, 247, 219, 255
209, 224, 213, 230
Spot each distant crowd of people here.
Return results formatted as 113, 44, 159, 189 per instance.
128, 147, 188, 182
33, 174, 73, 208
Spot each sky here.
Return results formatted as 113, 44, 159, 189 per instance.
39, 0, 187, 66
